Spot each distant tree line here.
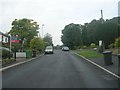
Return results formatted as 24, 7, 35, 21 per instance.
61, 17, 119, 49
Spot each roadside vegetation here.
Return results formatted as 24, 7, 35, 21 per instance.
2, 58, 16, 65
2, 18, 53, 65
78, 50, 103, 58
61, 17, 119, 52
1, 16, 120, 65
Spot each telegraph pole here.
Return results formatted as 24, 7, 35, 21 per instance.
101, 10, 105, 51
101, 10, 104, 24
101, 10, 103, 19
42, 24, 44, 38
98, 10, 105, 53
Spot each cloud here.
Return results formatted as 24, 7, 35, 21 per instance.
0, 0, 119, 45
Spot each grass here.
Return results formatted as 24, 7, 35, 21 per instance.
108, 48, 119, 54
77, 49, 103, 58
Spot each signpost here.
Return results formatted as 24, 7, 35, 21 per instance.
98, 40, 104, 53
99, 40, 102, 46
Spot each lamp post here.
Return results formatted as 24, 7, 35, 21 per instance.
42, 24, 44, 38
9, 34, 11, 53
14, 35, 18, 60
41, 24, 45, 52
8, 34, 12, 59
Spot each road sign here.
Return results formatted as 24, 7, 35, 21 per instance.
99, 40, 102, 46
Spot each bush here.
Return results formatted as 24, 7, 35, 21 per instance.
2, 59, 15, 65
82, 45, 87, 49
114, 37, 120, 48
2, 49, 10, 59
90, 43, 96, 48
108, 43, 114, 49
74, 46, 81, 49
30, 37, 45, 52
0, 47, 13, 59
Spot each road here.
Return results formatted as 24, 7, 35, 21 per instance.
2, 50, 119, 88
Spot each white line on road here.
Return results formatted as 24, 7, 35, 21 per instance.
75, 53, 120, 79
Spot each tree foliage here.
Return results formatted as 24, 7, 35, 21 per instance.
30, 37, 44, 51
43, 33, 53, 46
61, 23, 82, 49
9, 18, 39, 48
82, 18, 118, 48
61, 17, 119, 49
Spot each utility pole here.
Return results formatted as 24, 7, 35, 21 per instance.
9, 34, 11, 52
100, 10, 104, 24
98, 10, 105, 52
101, 10, 105, 51
101, 10, 103, 19
42, 24, 44, 39
42, 24, 45, 52
9, 34, 11, 59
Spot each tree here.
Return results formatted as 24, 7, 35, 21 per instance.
81, 23, 89, 46
30, 37, 44, 52
43, 33, 53, 47
9, 18, 39, 49
61, 17, 118, 49
61, 23, 82, 49
95, 21, 118, 48
81, 19, 102, 46
81, 17, 118, 48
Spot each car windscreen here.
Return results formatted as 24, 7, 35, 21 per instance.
46, 46, 53, 49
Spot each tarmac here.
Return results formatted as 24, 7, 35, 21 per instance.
73, 49, 120, 76
87, 55, 119, 75
1, 50, 120, 77
0, 54, 44, 71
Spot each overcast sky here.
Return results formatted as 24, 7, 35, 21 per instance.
0, 0, 119, 45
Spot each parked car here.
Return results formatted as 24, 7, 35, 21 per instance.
62, 46, 69, 51
45, 46, 54, 54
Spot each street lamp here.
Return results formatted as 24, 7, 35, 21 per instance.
9, 34, 11, 52
42, 24, 44, 38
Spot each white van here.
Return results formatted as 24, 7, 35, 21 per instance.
45, 46, 54, 54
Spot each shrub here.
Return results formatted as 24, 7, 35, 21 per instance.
2, 49, 10, 58
82, 45, 87, 49
108, 43, 114, 49
1, 47, 13, 59
90, 43, 96, 48
30, 37, 44, 52
2, 59, 15, 65
74, 46, 81, 49
114, 37, 120, 48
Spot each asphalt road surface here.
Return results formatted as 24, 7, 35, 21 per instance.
2, 50, 119, 88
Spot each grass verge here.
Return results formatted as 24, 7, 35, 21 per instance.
77, 49, 103, 58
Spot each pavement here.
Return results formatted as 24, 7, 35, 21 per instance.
87, 55, 119, 75
73, 50, 119, 76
